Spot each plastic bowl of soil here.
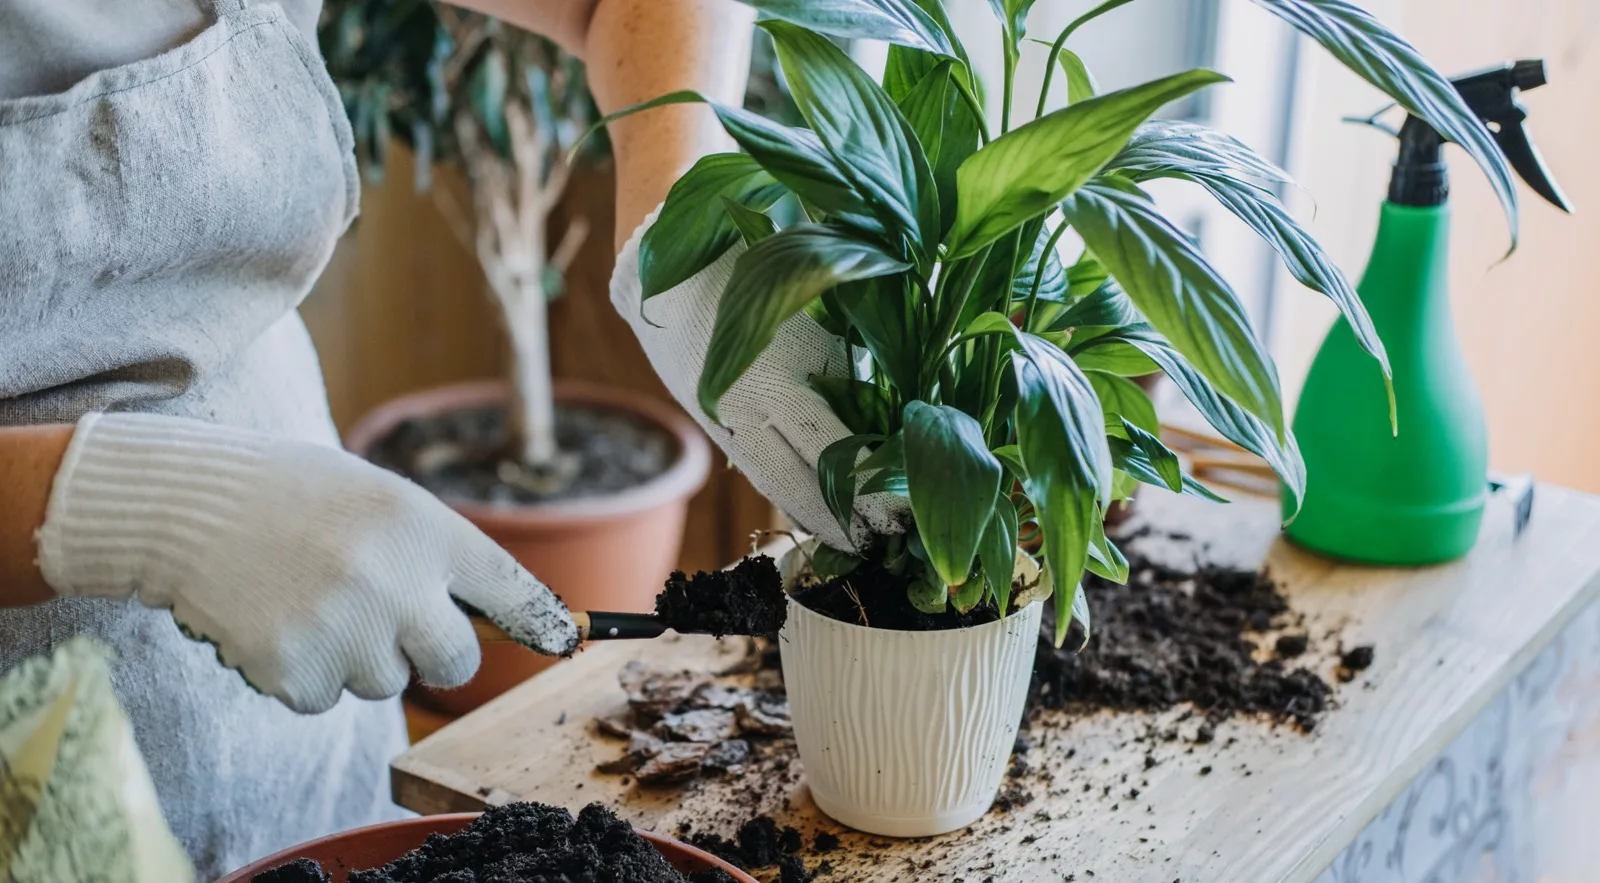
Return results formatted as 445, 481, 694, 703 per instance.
217, 803, 756, 883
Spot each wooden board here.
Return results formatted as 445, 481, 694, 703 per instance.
392, 485, 1600, 882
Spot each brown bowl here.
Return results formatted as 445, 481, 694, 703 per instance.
215, 812, 756, 882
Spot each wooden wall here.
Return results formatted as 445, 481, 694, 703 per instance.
300, 146, 777, 572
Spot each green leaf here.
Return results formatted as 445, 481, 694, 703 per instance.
949, 68, 1230, 257
948, 310, 1019, 352
1252, 0, 1518, 249
1010, 332, 1114, 504
1057, 49, 1098, 105
978, 492, 1020, 614
852, 430, 905, 475
812, 544, 864, 580
1072, 339, 1160, 377
986, 0, 1037, 44
721, 196, 780, 246
991, 444, 1026, 483
858, 467, 910, 496
817, 434, 884, 538
1060, 177, 1285, 441
1120, 419, 1181, 491
907, 566, 949, 614
1173, 173, 1395, 428
1068, 580, 1092, 650
763, 21, 939, 258
1086, 517, 1128, 583
1012, 354, 1099, 647
1015, 226, 1068, 303
1088, 372, 1159, 435
898, 63, 980, 237
699, 226, 910, 421
951, 569, 986, 614
586, 91, 885, 236
1107, 120, 1293, 185
740, 0, 956, 55
1108, 434, 1227, 502
809, 376, 894, 436
903, 402, 1003, 587
1114, 324, 1306, 513
833, 276, 923, 395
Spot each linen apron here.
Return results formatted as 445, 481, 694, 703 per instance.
0, 0, 408, 877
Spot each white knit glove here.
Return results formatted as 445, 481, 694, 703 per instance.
611, 209, 909, 552
35, 413, 579, 714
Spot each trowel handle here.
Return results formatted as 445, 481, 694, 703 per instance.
469, 611, 668, 645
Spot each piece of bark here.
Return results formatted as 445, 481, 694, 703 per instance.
618, 661, 712, 720
703, 739, 752, 772
689, 683, 749, 711
634, 742, 711, 784
656, 708, 739, 743
735, 696, 793, 737
594, 712, 635, 739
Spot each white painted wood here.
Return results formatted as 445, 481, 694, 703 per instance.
392, 485, 1600, 882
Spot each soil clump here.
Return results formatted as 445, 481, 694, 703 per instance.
656, 556, 786, 637
791, 557, 1005, 631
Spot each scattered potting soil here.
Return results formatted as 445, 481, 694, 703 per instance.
676, 816, 828, 882
791, 557, 1008, 631
1028, 540, 1335, 732
656, 556, 786, 637
1336, 644, 1376, 682
366, 402, 673, 505
255, 803, 736, 883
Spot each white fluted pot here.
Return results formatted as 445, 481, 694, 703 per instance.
778, 545, 1045, 838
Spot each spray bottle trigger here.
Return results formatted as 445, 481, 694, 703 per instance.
1493, 118, 1572, 213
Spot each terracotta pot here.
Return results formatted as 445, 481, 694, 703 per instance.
346, 379, 711, 716
215, 812, 757, 882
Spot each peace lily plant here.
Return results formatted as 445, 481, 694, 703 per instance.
600, 0, 1517, 836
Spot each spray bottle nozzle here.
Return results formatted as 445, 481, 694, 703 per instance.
1352, 59, 1570, 213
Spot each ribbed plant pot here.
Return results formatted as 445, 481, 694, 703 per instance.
214, 813, 757, 882
346, 379, 710, 716
778, 544, 1046, 838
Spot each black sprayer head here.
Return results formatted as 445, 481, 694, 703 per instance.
1352, 59, 1570, 211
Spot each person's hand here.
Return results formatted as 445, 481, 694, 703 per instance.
35, 413, 578, 714
611, 210, 910, 552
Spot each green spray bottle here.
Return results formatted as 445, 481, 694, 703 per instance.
1285, 60, 1570, 565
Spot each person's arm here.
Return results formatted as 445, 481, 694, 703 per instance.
0, 424, 73, 607
453, 0, 754, 247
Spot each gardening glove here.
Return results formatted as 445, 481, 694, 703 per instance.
611, 208, 910, 553
34, 412, 580, 715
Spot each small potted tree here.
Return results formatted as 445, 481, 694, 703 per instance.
606, 0, 1520, 836
323, 2, 716, 713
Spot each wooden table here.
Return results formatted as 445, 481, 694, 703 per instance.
392, 486, 1600, 882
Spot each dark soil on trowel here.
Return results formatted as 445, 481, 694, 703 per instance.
367, 403, 673, 505
254, 802, 737, 883
1029, 528, 1339, 732
657, 556, 787, 637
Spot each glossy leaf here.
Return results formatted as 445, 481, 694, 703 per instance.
898, 63, 980, 237
1016, 226, 1068, 303
764, 21, 939, 257
642, 154, 785, 298
1060, 177, 1285, 441
818, 434, 884, 538
809, 376, 894, 436
812, 544, 864, 580
907, 567, 949, 614
1087, 372, 1159, 435
1072, 338, 1160, 377
833, 277, 922, 395
858, 467, 910, 496
1113, 323, 1306, 513
978, 492, 1020, 614
1012, 355, 1100, 646
740, 0, 955, 55
1067, 579, 1092, 650
699, 226, 909, 421
586, 91, 884, 236
722, 196, 780, 245
1011, 333, 1114, 505
1109, 434, 1227, 503
903, 402, 1003, 587
1058, 49, 1098, 105
1120, 419, 1180, 491
1107, 120, 1292, 185
949, 69, 1229, 257
1086, 516, 1129, 583
986, 0, 1037, 44
1252, 0, 1518, 248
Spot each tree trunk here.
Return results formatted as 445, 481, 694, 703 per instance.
500, 276, 558, 467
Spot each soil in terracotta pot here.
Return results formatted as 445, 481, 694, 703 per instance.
254, 802, 737, 883
790, 556, 1007, 631
656, 556, 786, 637
366, 403, 673, 504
